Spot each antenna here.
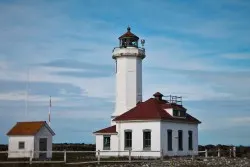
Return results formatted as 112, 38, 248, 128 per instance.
49, 96, 51, 126
25, 67, 30, 120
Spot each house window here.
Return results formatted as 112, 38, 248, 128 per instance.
19, 141, 25, 149
143, 130, 151, 150
167, 129, 172, 151
103, 135, 111, 150
178, 130, 183, 151
124, 130, 132, 149
188, 131, 193, 150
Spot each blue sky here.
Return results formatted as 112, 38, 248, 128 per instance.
0, 0, 250, 145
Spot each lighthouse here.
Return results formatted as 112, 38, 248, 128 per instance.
94, 27, 201, 157
111, 27, 146, 123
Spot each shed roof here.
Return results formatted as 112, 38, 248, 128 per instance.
7, 121, 55, 136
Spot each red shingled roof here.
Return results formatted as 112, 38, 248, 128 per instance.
7, 121, 55, 136
94, 125, 117, 134
119, 27, 139, 40
113, 97, 201, 124
153, 92, 163, 97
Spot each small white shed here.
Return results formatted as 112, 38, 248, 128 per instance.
6, 121, 55, 159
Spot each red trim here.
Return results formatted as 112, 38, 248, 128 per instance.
94, 125, 117, 134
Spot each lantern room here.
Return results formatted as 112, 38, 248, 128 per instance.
119, 27, 139, 48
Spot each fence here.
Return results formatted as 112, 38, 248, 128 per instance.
0, 147, 237, 165
197, 147, 237, 158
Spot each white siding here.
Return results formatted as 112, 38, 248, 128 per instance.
136, 58, 142, 103
34, 126, 53, 158
107, 122, 161, 157
96, 121, 199, 157
114, 56, 127, 118
96, 135, 119, 156
111, 47, 145, 122
160, 121, 198, 156
8, 136, 34, 158
8, 125, 54, 159
165, 108, 173, 116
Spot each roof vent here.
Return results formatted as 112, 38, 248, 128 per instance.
153, 92, 163, 101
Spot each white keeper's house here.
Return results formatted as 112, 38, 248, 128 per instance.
93, 27, 201, 157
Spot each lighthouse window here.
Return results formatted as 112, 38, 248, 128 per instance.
121, 39, 127, 47
132, 41, 138, 47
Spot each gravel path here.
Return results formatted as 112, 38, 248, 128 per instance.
0, 157, 249, 167
79, 157, 250, 167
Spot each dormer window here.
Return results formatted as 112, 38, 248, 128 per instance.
173, 110, 186, 117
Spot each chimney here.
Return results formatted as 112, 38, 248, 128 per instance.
153, 92, 163, 101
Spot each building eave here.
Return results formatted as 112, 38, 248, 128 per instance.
44, 122, 56, 136
115, 119, 161, 123
115, 119, 200, 124
7, 135, 34, 137
93, 125, 117, 134
94, 132, 118, 135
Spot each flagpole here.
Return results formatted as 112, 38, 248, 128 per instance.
25, 67, 29, 121
49, 96, 51, 126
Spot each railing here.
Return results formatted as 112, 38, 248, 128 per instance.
0, 147, 237, 165
112, 46, 145, 51
197, 147, 237, 158
112, 47, 145, 57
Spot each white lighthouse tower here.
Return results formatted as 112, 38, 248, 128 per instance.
111, 27, 146, 123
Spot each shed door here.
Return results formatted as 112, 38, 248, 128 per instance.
39, 138, 47, 159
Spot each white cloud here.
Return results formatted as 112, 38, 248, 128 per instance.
199, 117, 250, 131
0, 1, 118, 101
30, 66, 115, 99
0, 0, 248, 104
221, 53, 250, 60
0, 91, 63, 102
0, 65, 115, 99
0, 60, 8, 70
142, 82, 231, 101
229, 117, 250, 126
144, 36, 228, 72
55, 110, 111, 120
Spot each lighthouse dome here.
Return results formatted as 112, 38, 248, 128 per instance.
118, 27, 139, 48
